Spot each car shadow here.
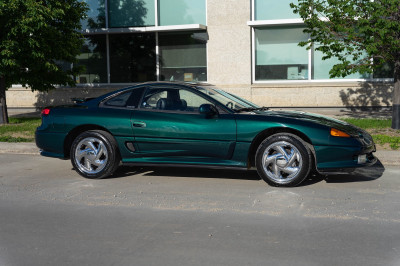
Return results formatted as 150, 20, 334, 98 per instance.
300, 159, 385, 186
106, 160, 385, 185
324, 160, 385, 183
110, 165, 261, 181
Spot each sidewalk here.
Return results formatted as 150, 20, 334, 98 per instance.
0, 142, 398, 166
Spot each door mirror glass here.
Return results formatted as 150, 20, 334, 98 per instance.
199, 104, 218, 118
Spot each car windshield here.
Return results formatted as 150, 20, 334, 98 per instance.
196, 87, 262, 112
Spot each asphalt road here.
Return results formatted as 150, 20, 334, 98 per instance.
0, 154, 399, 266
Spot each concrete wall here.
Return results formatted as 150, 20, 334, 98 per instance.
207, 0, 251, 86
252, 82, 393, 107
6, 86, 121, 109
7, 82, 393, 109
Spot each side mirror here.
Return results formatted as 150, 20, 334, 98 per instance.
199, 104, 218, 118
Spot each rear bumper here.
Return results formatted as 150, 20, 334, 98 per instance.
35, 130, 67, 159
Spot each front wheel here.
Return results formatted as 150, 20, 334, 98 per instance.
255, 134, 312, 187
70, 130, 120, 179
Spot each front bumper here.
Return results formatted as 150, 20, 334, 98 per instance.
314, 143, 377, 171
317, 151, 377, 174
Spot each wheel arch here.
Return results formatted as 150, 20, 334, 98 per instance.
247, 127, 316, 168
63, 125, 119, 158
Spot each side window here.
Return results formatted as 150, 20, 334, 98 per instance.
179, 89, 212, 112
140, 87, 213, 113
141, 89, 168, 109
104, 91, 132, 107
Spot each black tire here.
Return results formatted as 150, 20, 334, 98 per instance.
70, 130, 120, 179
255, 133, 312, 187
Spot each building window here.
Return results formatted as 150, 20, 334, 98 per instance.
158, 0, 206, 26
255, 27, 308, 81
109, 33, 157, 83
81, 0, 106, 29
254, 0, 299, 20
312, 46, 371, 80
159, 32, 207, 82
251, 1, 391, 82
77, 1, 208, 84
108, 0, 155, 27
76, 36, 108, 83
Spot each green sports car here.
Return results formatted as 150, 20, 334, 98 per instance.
35, 82, 376, 187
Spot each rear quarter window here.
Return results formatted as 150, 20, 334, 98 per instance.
104, 91, 132, 107
102, 87, 145, 108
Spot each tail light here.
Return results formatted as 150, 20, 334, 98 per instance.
41, 108, 51, 116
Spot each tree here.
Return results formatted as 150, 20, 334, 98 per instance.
0, 0, 88, 124
291, 0, 400, 129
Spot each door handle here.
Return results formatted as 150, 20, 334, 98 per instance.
132, 121, 146, 128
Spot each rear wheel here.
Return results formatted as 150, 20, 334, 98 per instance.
255, 134, 312, 187
70, 130, 120, 179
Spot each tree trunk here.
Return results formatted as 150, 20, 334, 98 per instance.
0, 76, 9, 125
392, 60, 400, 129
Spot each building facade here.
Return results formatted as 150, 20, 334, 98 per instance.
7, 0, 393, 109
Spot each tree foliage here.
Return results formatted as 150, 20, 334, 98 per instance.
291, 0, 400, 77
0, 0, 88, 91
291, 0, 400, 128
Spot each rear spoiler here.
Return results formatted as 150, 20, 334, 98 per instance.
71, 97, 95, 104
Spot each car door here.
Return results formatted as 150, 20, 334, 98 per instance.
96, 87, 145, 158
131, 86, 237, 160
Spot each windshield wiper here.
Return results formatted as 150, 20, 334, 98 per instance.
236, 106, 269, 112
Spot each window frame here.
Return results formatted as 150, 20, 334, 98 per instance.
254, 26, 310, 81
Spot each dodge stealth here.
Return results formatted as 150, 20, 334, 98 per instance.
35, 82, 376, 186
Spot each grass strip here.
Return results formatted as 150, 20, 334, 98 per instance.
0, 117, 41, 142
373, 135, 400, 150
0, 136, 32, 142
341, 118, 392, 129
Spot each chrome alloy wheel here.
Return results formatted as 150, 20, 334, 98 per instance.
261, 141, 303, 184
74, 137, 108, 174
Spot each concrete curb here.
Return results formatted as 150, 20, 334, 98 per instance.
0, 142, 399, 166
0, 142, 40, 155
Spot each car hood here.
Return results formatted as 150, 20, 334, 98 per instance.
252, 109, 363, 136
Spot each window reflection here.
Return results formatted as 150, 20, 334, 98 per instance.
109, 33, 157, 82
313, 46, 371, 79
255, 27, 308, 80
158, 0, 206, 26
159, 32, 207, 82
81, 0, 106, 29
76, 36, 108, 83
255, 0, 299, 20
109, 0, 155, 27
